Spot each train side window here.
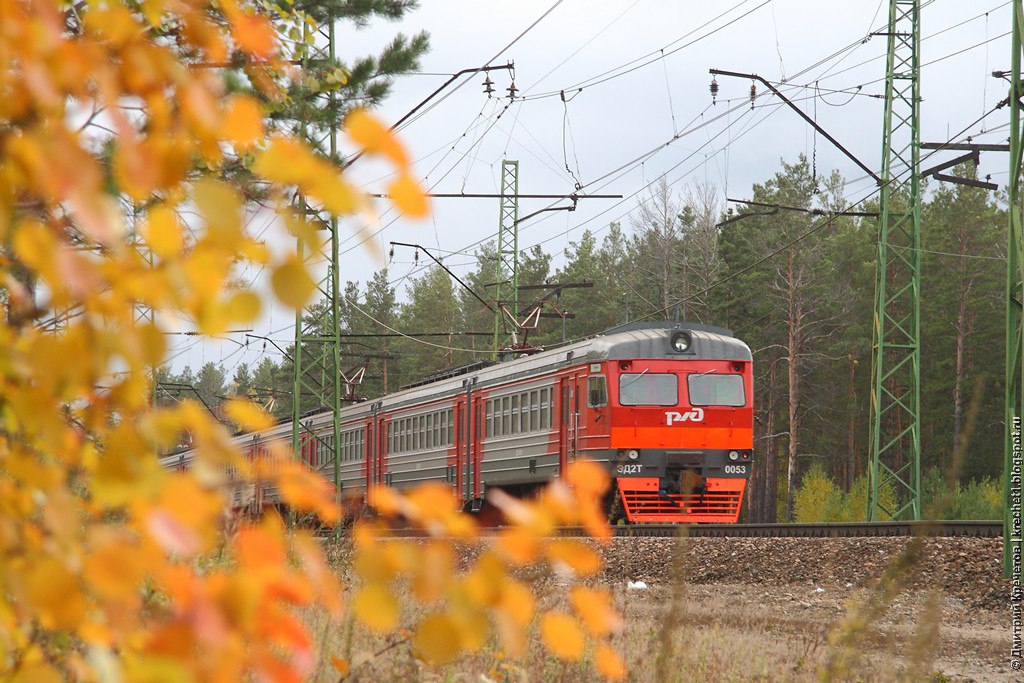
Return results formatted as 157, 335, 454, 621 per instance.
529, 390, 539, 431
426, 414, 433, 449
511, 395, 520, 434
539, 388, 550, 429
447, 410, 454, 444
485, 400, 493, 438
500, 396, 509, 436
588, 375, 608, 408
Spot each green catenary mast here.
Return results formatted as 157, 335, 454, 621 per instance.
1004, 1, 1024, 578
291, 19, 344, 527
493, 160, 520, 356
867, 0, 922, 521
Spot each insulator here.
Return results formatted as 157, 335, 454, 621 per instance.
413, 249, 419, 262
710, 76, 719, 104
507, 81, 518, 99
749, 82, 756, 110
483, 75, 494, 97
388, 246, 394, 260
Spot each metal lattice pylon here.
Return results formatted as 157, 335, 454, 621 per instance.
1003, 1, 1024, 578
493, 160, 519, 354
867, 0, 922, 521
291, 19, 343, 523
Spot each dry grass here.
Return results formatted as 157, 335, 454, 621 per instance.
306, 535, 1009, 683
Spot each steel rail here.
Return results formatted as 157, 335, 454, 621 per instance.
375, 520, 1003, 539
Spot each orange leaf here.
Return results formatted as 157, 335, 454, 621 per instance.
222, 95, 264, 149
595, 644, 627, 681
387, 172, 429, 218
545, 539, 602, 576
345, 108, 407, 166
566, 459, 610, 499
231, 13, 275, 59
539, 611, 584, 662
569, 585, 622, 636
330, 656, 350, 676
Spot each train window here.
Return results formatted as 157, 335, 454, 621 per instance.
540, 387, 550, 429
528, 391, 537, 431
447, 410, 454, 444
485, 401, 493, 438
588, 376, 608, 408
619, 373, 678, 406
511, 395, 520, 434
688, 373, 745, 407
501, 396, 511, 436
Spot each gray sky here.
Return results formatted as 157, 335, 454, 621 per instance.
169, 0, 1014, 377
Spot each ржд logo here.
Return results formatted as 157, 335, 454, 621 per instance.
665, 408, 704, 425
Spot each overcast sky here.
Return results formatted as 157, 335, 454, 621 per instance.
170, 0, 1014, 376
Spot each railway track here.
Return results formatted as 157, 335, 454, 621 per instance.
375, 520, 1003, 539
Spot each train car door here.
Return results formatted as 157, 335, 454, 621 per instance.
471, 394, 485, 501
364, 415, 377, 489
456, 377, 480, 506
377, 414, 388, 486
559, 371, 585, 475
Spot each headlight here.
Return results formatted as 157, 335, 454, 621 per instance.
670, 331, 691, 353
627, 449, 639, 460
728, 450, 740, 461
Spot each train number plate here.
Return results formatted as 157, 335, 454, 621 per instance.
723, 464, 748, 476
616, 464, 643, 475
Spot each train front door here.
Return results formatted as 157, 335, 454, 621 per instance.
559, 371, 584, 475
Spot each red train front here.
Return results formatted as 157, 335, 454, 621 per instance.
575, 324, 754, 523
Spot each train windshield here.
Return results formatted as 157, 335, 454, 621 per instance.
618, 373, 678, 406
687, 373, 745, 407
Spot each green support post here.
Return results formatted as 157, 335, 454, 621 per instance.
493, 160, 519, 356
867, 0, 922, 521
1004, 1, 1024, 579
291, 18, 343, 527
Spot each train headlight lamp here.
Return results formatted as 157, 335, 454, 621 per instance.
670, 331, 692, 353
627, 449, 640, 460
728, 450, 740, 461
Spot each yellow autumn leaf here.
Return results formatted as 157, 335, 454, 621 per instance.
345, 108, 407, 166
412, 613, 462, 666
539, 611, 584, 662
141, 205, 182, 259
23, 556, 86, 630
226, 290, 261, 323
271, 253, 315, 308
354, 583, 399, 632
224, 398, 275, 431
387, 172, 429, 218
545, 539, 602, 576
194, 178, 242, 246
595, 644, 627, 681
222, 94, 264, 149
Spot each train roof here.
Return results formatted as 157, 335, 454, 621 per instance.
364, 322, 751, 413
